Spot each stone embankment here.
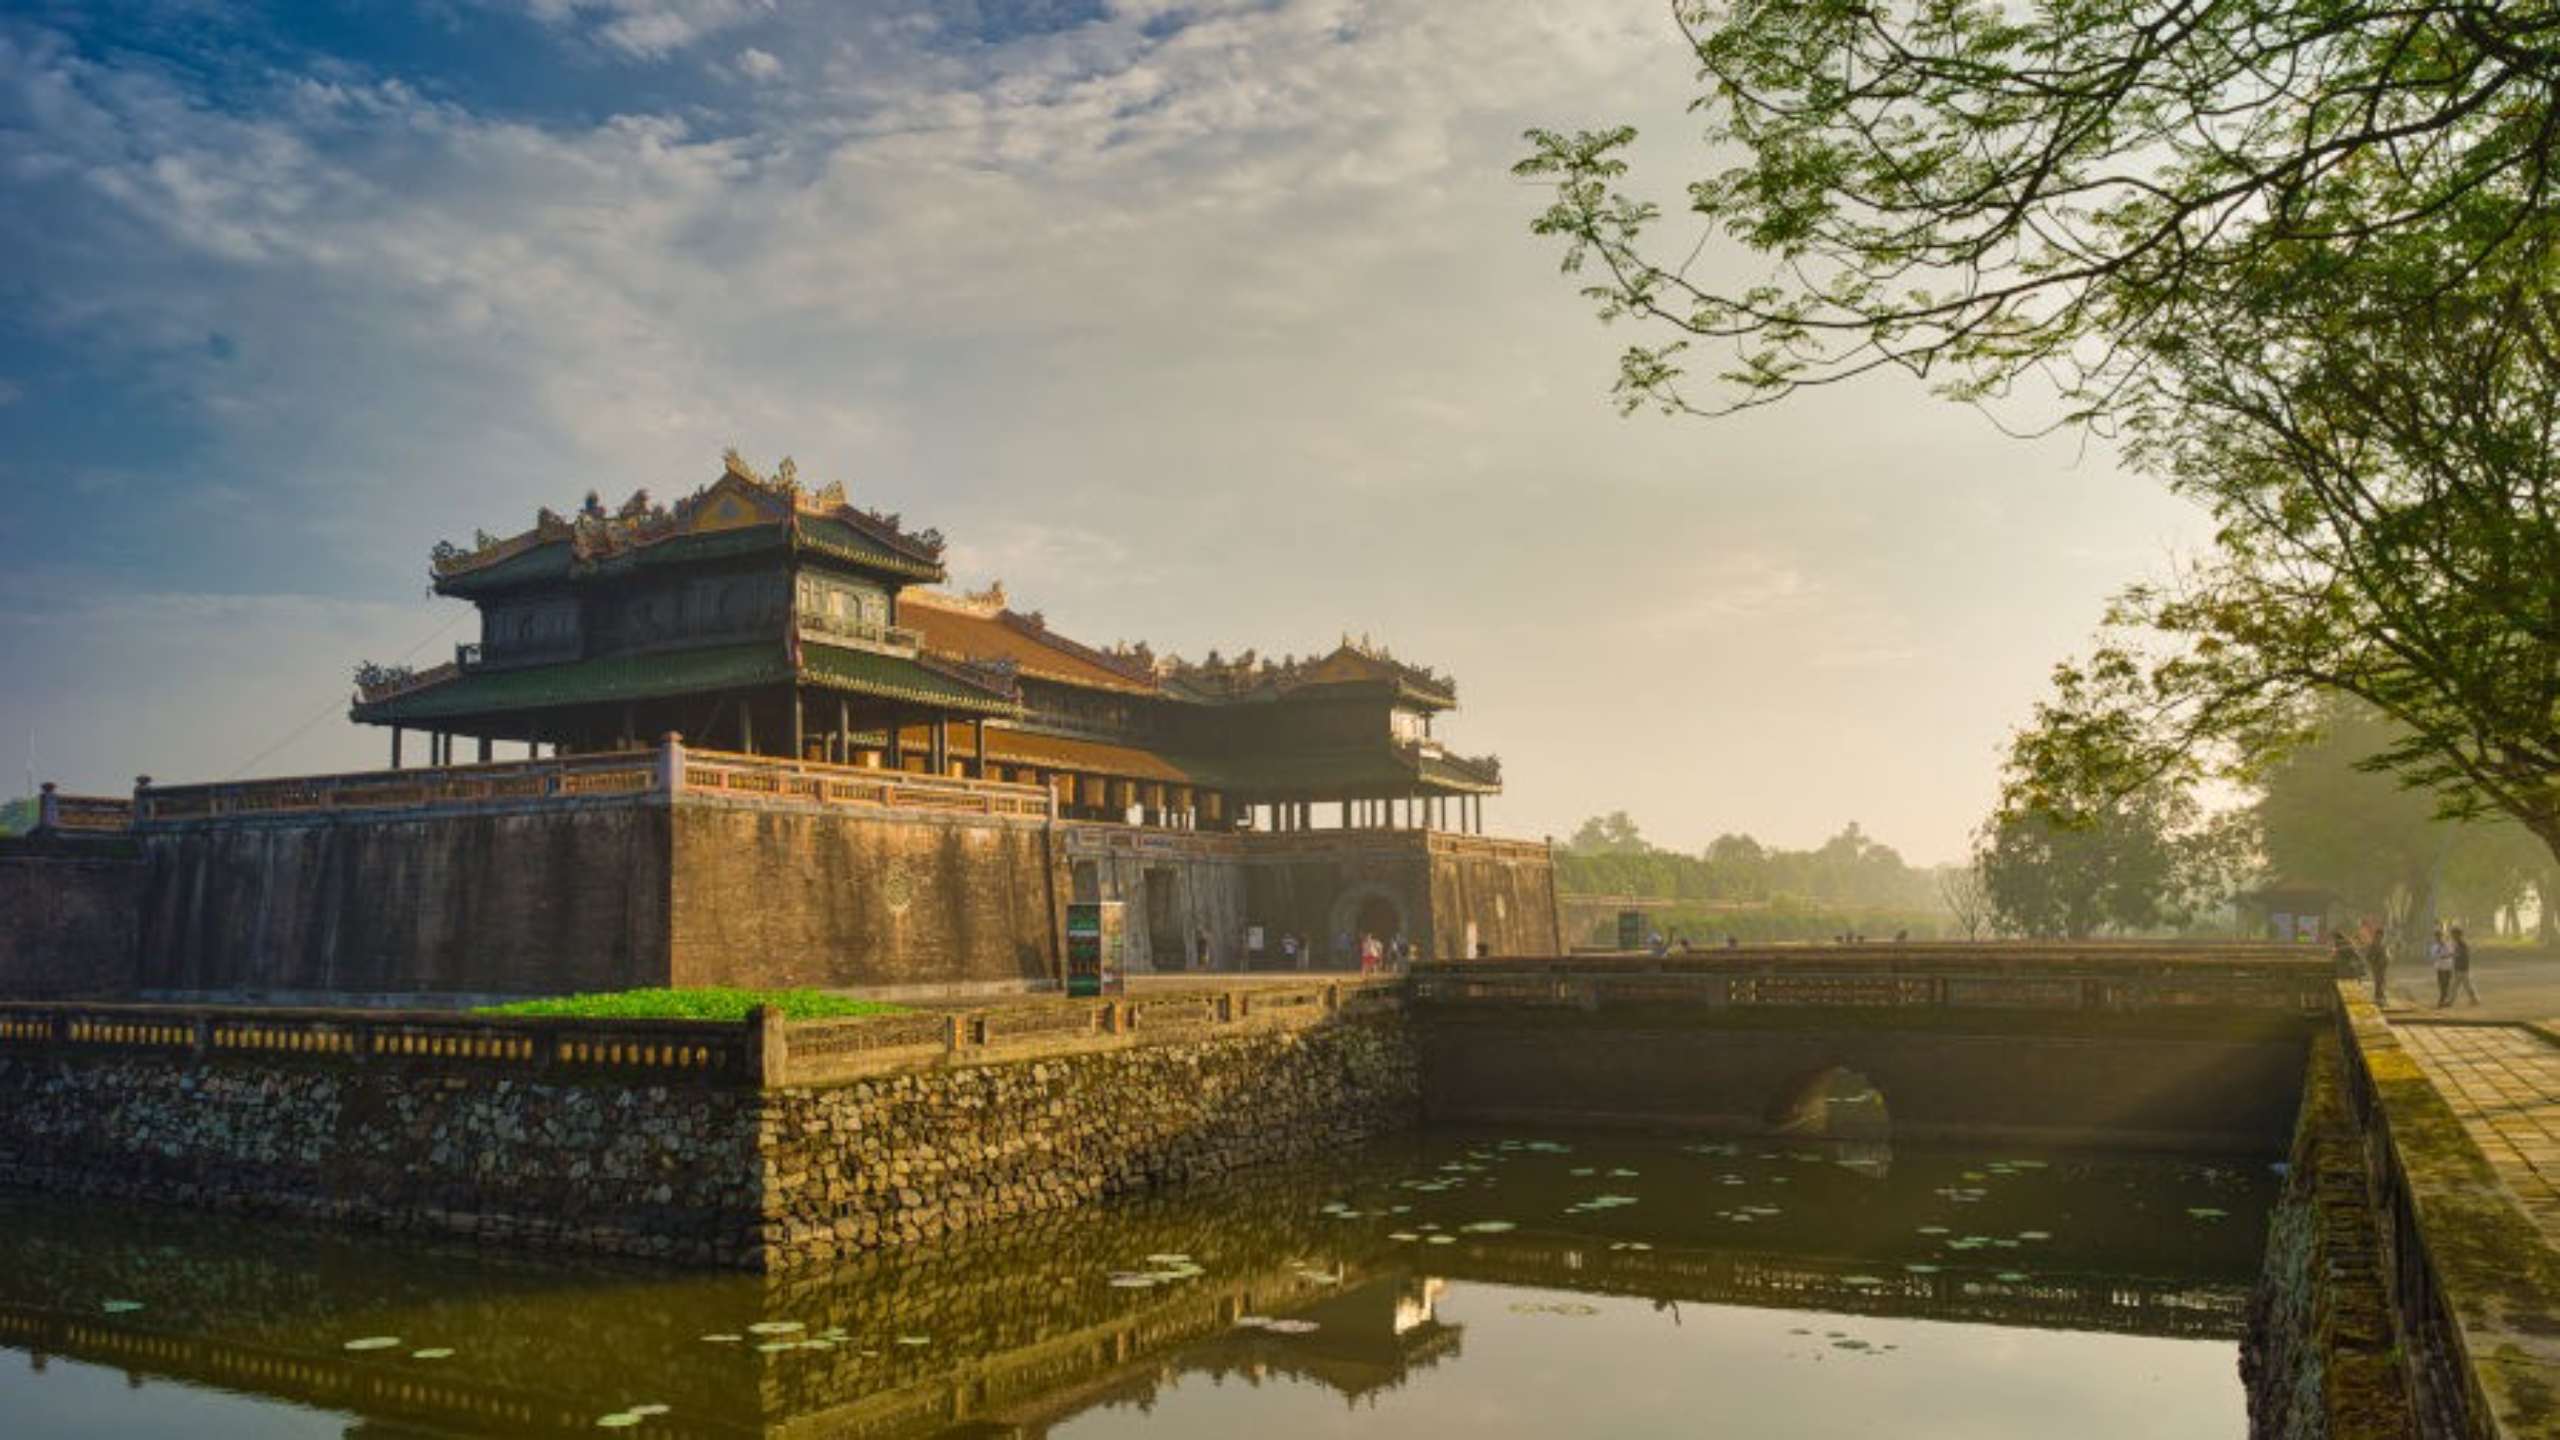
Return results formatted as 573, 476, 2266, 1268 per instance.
2244, 1032, 2417, 1440
0, 984, 1414, 1270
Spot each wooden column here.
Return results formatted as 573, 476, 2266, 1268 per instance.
391, 727, 404, 769
974, 719, 989, 778
885, 709, 904, 770
789, 685, 805, 762
739, 698, 756, 756
477, 735, 493, 764
930, 717, 949, 776
837, 697, 851, 764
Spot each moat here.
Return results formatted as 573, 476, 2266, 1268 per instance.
0, 1127, 2272, 1438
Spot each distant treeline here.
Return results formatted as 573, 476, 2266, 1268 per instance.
1554, 812, 1946, 912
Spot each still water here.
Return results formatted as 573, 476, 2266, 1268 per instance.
0, 1130, 2272, 1438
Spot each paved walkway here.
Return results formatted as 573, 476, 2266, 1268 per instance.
2394, 1019, 2560, 1236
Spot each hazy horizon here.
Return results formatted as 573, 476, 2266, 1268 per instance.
0, 0, 2212, 867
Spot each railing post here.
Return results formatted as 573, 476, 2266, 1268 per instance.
35, 782, 58, 834
132, 774, 153, 825
748, 1005, 788, 1087
658, 732, 686, 796
190, 1013, 212, 1061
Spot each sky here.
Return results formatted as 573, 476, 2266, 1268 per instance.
0, 0, 2210, 866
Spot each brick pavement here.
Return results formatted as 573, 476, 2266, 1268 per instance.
2395, 1020, 2560, 1236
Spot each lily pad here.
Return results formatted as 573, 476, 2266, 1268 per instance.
2018, 1230, 2051, 1241
896, 1336, 932, 1347
2187, 1207, 2229, 1221
343, 1337, 403, 1352
701, 1334, 743, 1344
595, 1414, 641, 1429
629, 1405, 671, 1417
1461, 1221, 1516, 1233
411, 1348, 456, 1360
1427, 1235, 1456, 1245
745, 1321, 804, 1335
101, 1300, 145, 1315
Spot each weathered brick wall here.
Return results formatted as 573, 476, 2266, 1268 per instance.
1426, 848, 1561, 958
0, 842, 141, 996
668, 802, 1061, 994
756, 1013, 1420, 1267
134, 799, 674, 997
0, 1053, 763, 1264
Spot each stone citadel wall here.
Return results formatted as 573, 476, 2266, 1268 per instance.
13, 773, 1556, 1001
0, 986, 1416, 1270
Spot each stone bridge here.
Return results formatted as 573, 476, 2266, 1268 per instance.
1411, 945, 2334, 1153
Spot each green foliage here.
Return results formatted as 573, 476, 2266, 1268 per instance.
1557, 817, 1942, 912
2255, 698, 2559, 939
1518, 0, 2560, 417
0, 797, 34, 839
1983, 669, 2256, 938
1523, 0, 2560, 871
475, 988, 905, 1022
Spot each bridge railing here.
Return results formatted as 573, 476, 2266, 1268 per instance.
1412, 947, 2339, 1014
0, 1001, 757, 1082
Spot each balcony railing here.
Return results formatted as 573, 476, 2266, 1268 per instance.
796, 611, 923, 652
128, 741, 1057, 827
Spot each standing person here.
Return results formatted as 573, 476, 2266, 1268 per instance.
2453, 925, 2481, 1006
1193, 926, 1211, 972
1360, 932, 1382, 977
2329, 929, 2361, 978
2362, 920, 2392, 1007
2431, 925, 2455, 1007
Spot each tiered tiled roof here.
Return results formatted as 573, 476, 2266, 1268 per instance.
429, 451, 946, 590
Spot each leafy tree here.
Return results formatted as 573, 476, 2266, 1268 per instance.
2113, 259, 2560, 862
1520, 2, 2560, 866
1983, 668, 2250, 936
1567, 810, 1650, 855
2254, 698, 2556, 942
1936, 861, 1992, 941
1516, 0, 2560, 417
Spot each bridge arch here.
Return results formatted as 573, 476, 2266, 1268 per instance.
1765, 1062, 1893, 1142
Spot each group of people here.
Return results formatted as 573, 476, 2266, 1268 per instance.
2334, 919, 2479, 1009
1199, 926, 1414, 975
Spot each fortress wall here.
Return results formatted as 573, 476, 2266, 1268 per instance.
133, 799, 673, 998
0, 843, 142, 996
668, 801, 1062, 995
1426, 847, 1562, 959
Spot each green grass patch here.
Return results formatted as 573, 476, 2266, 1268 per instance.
474, 987, 906, 1022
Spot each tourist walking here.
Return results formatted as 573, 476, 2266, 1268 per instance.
1193, 926, 1211, 972
1282, 931, 1301, 971
1359, 933, 1382, 977
2431, 926, 2455, 1007
2329, 929, 2360, 978
2452, 925, 2480, 1006
2361, 920, 2391, 1007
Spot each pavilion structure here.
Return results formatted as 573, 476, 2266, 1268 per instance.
354, 452, 1504, 835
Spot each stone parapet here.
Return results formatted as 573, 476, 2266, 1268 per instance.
2334, 988, 2560, 1438
0, 984, 1414, 1270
